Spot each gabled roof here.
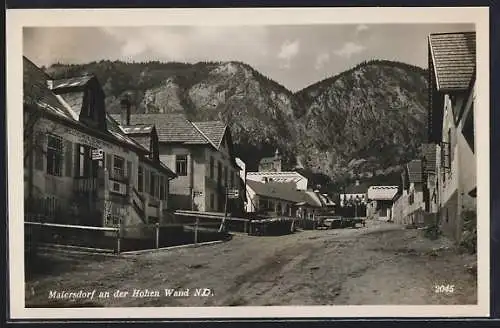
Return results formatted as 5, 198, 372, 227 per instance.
422, 143, 437, 173
192, 121, 227, 149
407, 160, 423, 183
23, 57, 78, 122
50, 76, 94, 90
110, 113, 210, 145
428, 32, 476, 92
247, 180, 319, 207
24, 56, 148, 154
367, 186, 399, 201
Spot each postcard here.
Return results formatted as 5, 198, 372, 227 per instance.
6, 6, 490, 320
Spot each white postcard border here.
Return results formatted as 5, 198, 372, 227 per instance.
6, 6, 490, 319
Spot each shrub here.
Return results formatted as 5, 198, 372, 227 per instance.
459, 210, 477, 254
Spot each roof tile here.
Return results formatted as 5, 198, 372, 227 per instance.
429, 32, 476, 91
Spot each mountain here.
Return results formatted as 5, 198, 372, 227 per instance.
294, 60, 428, 185
45, 59, 428, 187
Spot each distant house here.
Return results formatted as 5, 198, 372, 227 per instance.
422, 143, 439, 214
258, 149, 282, 172
391, 160, 426, 225
367, 186, 399, 221
23, 57, 176, 237
246, 171, 308, 191
427, 31, 476, 240
339, 180, 368, 207
111, 112, 245, 214
245, 180, 322, 219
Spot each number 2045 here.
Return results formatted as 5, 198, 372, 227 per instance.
434, 285, 455, 293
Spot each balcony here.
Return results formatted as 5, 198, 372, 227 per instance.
73, 176, 98, 194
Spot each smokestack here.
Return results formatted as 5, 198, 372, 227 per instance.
120, 94, 131, 126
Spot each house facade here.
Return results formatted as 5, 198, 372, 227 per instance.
339, 180, 368, 207
245, 180, 322, 219
113, 112, 245, 214
427, 32, 476, 241
258, 149, 282, 172
391, 160, 426, 225
366, 186, 399, 221
23, 57, 176, 238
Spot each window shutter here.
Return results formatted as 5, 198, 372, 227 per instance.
106, 153, 112, 173
145, 168, 150, 194
64, 140, 73, 177
34, 142, 44, 171
73, 144, 80, 177
127, 160, 132, 183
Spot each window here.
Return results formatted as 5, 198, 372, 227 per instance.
176, 155, 188, 176
46, 134, 63, 176
210, 193, 215, 210
230, 172, 235, 188
217, 161, 222, 183
224, 167, 228, 186
113, 155, 125, 179
463, 106, 474, 152
160, 175, 165, 200
447, 129, 452, 178
209, 157, 214, 179
138, 166, 144, 192
150, 171, 156, 196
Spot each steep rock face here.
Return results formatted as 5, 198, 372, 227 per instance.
294, 60, 428, 182
45, 59, 428, 184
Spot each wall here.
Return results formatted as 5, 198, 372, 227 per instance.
203, 139, 241, 213
26, 118, 139, 225
391, 183, 425, 225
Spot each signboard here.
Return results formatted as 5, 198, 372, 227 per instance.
227, 189, 239, 199
91, 149, 104, 160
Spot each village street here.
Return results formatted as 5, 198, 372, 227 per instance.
26, 220, 477, 307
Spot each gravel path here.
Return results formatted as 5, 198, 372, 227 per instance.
25, 220, 477, 307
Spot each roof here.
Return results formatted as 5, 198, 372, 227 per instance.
367, 186, 399, 200
407, 160, 423, 183
247, 171, 307, 184
49, 76, 94, 90
24, 56, 147, 154
192, 121, 227, 149
122, 125, 154, 135
246, 180, 319, 206
110, 113, 212, 145
344, 182, 369, 194
422, 143, 437, 173
23, 57, 78, 122
428, 32, 476, 91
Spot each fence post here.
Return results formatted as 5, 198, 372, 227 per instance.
155, 222, 160, 249
116, 226, 121, 255
194, 217, 199, 245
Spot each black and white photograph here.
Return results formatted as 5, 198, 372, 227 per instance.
6, 7, 490, 319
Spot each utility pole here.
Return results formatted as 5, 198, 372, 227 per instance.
219, 187, 228, 233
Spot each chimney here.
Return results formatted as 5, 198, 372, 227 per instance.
120, 94, 131, 126
262, 177, 268, 183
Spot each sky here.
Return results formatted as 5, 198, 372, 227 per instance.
24, 23, 474, 92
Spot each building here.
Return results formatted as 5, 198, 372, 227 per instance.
422, 143, 439, 214
391, 160, 426, 225
367, 186, 399, 221
339, 180, 368, 207
111, 112, 245, 214
23, 57, 176, 236
258, 149, 282, 172
427, 31, 476, 240
245, 180, 323, 219
246, 171, 308, 191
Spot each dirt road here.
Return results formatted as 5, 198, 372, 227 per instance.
25, 220, 477, 307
